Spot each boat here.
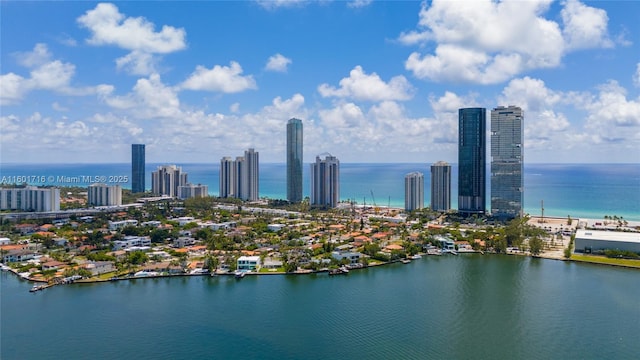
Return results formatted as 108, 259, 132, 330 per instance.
234, 270, 246, 278
411, 254, 422, 260
339, 266, 350, 273
0, 263, 10, 271
329, 268, 348, 276
134, 271, 159, 277
30, 284, 45, 292
401, 259, 411, 264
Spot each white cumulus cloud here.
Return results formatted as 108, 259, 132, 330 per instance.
77, 3, 186, 75
181, 61, 257, 93
318, 66, 414, 101
265, 53, 292, 72
633, 63, 640, 87
401, 0, 613, 84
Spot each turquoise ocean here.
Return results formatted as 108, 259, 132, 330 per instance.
1, 163, 638, 220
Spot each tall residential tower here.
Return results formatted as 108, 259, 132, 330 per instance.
458, 108, 486, 215
491, 106, 524, 220
404, 172, 424, 212
430, 161, 451, 212
310, 154, 339, 208
151, 165, 188, 197
131, 144, 145, 193
287, 118, 303, 203
219, 149, 259, 201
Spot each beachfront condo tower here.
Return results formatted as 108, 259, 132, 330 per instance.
430, 161, 451, 212
458, 108, 486, 215
287, 118, 303, 203
131, 144, 145, 193
151, 165, 188, 198
310, 154, 340, 208
404, 172, 424, 212
88, 183, 122, 206
220, 149, 259, 201
219, 156, 235, 198
491, 106, 524, 220
240, 148, 259, 201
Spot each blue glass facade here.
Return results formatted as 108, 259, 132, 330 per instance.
131, 144, 145, 193
458, 108, 486, 214
287, 118, 303, 203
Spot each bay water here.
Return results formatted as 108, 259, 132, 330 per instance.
2, 255, 639, 359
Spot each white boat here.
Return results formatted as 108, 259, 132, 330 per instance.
401, 259, 411, 264
134, 271, 159, 277
339, 266, 350, 273
189, 268, 208, 275
0, 263, 10, 271
234, 270, 246, 278
411, 254, 422, 260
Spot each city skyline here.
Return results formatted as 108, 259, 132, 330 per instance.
458, 108, 487, 215
1, 1, 639, 164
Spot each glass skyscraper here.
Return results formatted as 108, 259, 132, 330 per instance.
287, 118, 303, 203
491, 106, 524, 220
458, 108, 486, 215
131, 144, 145, 193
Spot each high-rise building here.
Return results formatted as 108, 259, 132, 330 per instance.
240, 148, 259, 201
131, 144, 145, 193
430, 161, 451, 212
219, 156, 235, 198
219, 149, 259, 201
310, 154, 340, 208
287, 118, 303, 203
178, 183, 209, 200
88, 183, 122, 206
404, 172, 424, 212
0, 186, 60, 212
151, 165, 188, 197
491, 106, 524, 220
458, 108, 486, 215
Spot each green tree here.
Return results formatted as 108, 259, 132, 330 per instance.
528, 236, 543, 256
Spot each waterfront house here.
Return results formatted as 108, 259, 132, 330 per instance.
262, 257, 283, 269
84, 261, 115, 275
331, 251, 362, 264
42, 260, 67, 271
237, 256, 260, 271
2, 249, 36, 263
112, 236, 151, 250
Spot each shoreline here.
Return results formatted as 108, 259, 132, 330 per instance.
6, 251, 640, 293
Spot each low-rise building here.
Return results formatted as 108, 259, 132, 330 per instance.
237, 256, 261, 271
84, 261, 115, 275
331, 251, 362, 264
108, 220, 139, 230
2, 249, 36, 263
112, 236, 151, 250
574, 229, 640, 254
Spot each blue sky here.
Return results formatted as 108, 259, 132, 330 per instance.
1, 0, 639, 164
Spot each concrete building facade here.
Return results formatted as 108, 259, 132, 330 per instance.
404, 172, 424, 212
430, 161, 451, 212
0, 186, 60, 212
151, 165, 188, 198
310, 154, 340, 208
88, 183, 122, 206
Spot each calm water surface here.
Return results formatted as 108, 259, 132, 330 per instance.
2, 255, 639, 359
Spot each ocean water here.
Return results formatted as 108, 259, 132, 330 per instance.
2, 255, 639, 360
0, 163, 638, 220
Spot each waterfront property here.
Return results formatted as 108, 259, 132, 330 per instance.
237, 256, 261, 271
430, 161, 451, 212
404, 172, 424, 212
574, 229, 640, 254
310, 153, 340, 208
131, 144, 145, 193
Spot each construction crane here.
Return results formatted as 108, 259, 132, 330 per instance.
370, 190, 380, 213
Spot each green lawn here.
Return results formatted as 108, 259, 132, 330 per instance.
570, 254, 640, 268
